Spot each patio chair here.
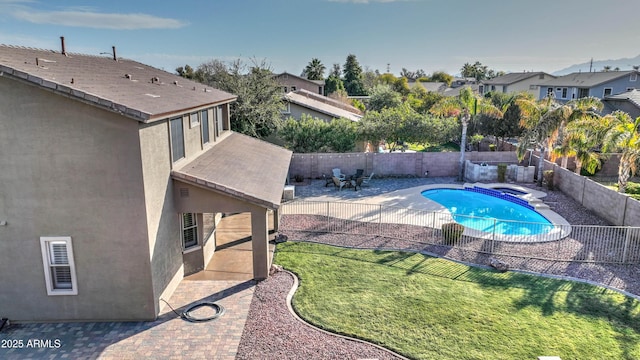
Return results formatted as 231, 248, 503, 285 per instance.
322, 174, 334, 187
354, 169, 364, 179
332, 176, 348, 191
361, 173, 374, 187
352, 176, 364, 191
332, 168, 346, 181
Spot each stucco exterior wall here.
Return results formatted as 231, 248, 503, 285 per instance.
276, 73, 324, 94
0, 78, 155, 321
138, 120, 183, 316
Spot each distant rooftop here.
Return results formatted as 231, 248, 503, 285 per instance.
482, 72, 555, 85
539, 70, 639, 88
285, 89, 362, 122
0, 44, 236, 122
605, 89, 640, 109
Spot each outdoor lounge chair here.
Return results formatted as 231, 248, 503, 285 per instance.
361, 173, 374, 186
332, 176, 348, 191
332, 168, 346, 181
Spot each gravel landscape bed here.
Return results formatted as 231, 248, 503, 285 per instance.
237, 184, 640, 359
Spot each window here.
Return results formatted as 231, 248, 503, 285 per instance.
603, 88, 613, 97
557, 87, 568, 99
578, 88, 589, 98
40, 236, 77, 295
631, 73, 637, 82
170, 117, 185, 161
216, 106, 224, 136
291, 86, 297, 91
283, 86, 288, 93
502, 85, 507, 93
189, 112, 199, 128
547, 87, 553, 96
182, 213, 198, 249
282, 102, 291, 114
201, 109, 209, 144
539, 73, 545, 79
318, 86, 323, 94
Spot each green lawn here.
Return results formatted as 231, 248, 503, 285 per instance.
275, 242, 640, 360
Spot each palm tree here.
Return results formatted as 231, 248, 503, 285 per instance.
552, 97, 603, 168
602, 111, 640, 193
430, 86, 502, 180
303, 58, 326, 81
516, 95, 564, 186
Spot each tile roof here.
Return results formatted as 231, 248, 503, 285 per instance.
0, 44, 237, 122
171, 132, 292, 209
285, 90, 362, 121
482, 72, 554, 85
539, 70, 638, 88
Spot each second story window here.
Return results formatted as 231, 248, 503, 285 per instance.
201, 110, 209, 144
190, 112, 199, 128
170, 117, 185, 162
603, 88, 613, 97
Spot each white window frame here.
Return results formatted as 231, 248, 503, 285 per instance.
282, 102, 291, 114
630, 73, 637, 82
603, 87, 613, 97
40, 236, 78, 296
189, 112, 199, 128
181, 213, 198, 249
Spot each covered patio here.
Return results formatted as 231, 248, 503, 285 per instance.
172, 132, 292, 280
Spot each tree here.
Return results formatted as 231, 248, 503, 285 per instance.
195, 58, 283, 139
460, 61, 502, 81
176, 64, 197, 80
302, 58, 326, 80
431, 86, 503, 180
367, 84, 402, 112
278, 115, 358, 153
360, 104, 453, 151
552, 97, 603, 168
361, 67, 381, 94
343, 54, 367, 96
429, 71, 453, 86
516, 95, 565, 186
602, 112, 640, 193
324, 74, 345, 96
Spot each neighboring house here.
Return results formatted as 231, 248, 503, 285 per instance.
480, 72, 556, 97
537, 70, 640, 102
443, 84, 480, 97
603, 89, 640, 118
283, 89, 362, 122
408, 80, 446, 93
0, 44, 291, 322
274, 72, 325, 95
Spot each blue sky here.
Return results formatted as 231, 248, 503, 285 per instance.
1, 0, 639, 76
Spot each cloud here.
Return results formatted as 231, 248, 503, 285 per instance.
10, 9, 188, 30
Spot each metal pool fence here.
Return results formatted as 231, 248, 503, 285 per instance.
280, 200, 640, 265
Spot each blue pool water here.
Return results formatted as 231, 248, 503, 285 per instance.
421, 188, 553, 235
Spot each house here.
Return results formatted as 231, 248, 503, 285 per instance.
274, 72, 325, 95
480, 72, 556, 97
603, 89, 640, 118
537, 70, 640, 102
408, 80, 447, 93
0, 43, 292, 322
283, 89, 362, 122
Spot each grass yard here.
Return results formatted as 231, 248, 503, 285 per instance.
275, 242, 640, 360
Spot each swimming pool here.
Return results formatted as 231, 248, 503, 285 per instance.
421, 188, 554, 235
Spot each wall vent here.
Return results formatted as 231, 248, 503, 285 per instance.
180, 188, 190, 198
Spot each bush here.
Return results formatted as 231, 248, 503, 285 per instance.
626, 181, 640, 195
497, 164, 507, 182
489, 144, 496, 151
442, 222, 464, 245
543, 170, 554, 190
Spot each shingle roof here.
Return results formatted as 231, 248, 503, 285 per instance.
412, 81, 446, 92
285, 90, 362, 121
539, 70, 638, 88
482, 72, 554, 85
171, 132, 292, 209
605, 89, 640, 109
0, 45, 237, 122
274, 72, 325, 86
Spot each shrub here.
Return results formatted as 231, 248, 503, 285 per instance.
497, 164, 507, 182
442, 222, 464, 245
543, 170, 554, 190
489, 144, 496, 151
626, 181, 640, 195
